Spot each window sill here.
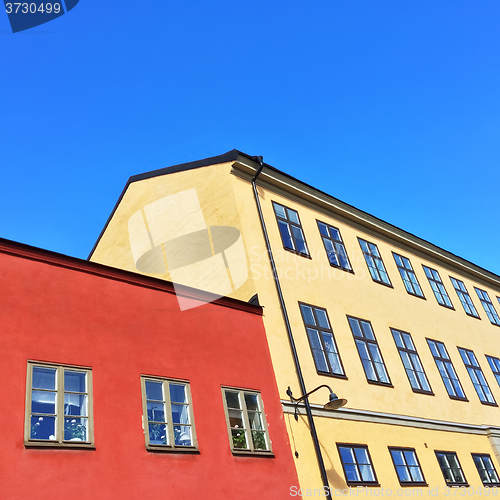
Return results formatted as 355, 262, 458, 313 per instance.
346, 482, 380, 487
317, 370, 348, 380
465, 312, 481, 320
437, 303, 455, 311
371, 279, 393, 289
146, 445, 200, 454
407, 291, 426, 300
366, 379, 394, 388
25, 440, 95, 450
231, 449, 275, 458
411, 389, 435, 396
282, 246, 311, 259
448, 395, 469, 402
480, 400, 498, 407
327, 263, 355, 274
445, 483, 469, 488
398, 482, 428, 487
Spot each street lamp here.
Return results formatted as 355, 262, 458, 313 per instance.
287, 384, 347, 419
286, 384, 347, 499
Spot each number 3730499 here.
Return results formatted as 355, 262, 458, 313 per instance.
5, 3, 61, 14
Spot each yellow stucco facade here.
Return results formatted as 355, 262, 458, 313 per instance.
90, 151, 500, 497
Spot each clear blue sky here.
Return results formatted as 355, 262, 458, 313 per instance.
1, 1, 499, 275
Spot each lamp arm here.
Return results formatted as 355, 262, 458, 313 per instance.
286, 384, 334, 404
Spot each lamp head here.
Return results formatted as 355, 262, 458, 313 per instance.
324, 392, 347, 410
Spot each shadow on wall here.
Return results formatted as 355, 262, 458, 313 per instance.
294, 413, 348, 491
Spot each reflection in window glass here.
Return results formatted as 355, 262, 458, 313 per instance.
486, 355, 500, 388
359, 239, 391, 285
392, 329, 432, 394
338, 444, 378, 485
472, 454, 500, 486
273, 202, 309, 256
450, 277, 480, 318
222, 388, 271, 453
317, 221, 352, 271
475, 288, 500, 326
27, 362, 92, 446
423, 266, 453, 308
348, 317, 390, 385
142, 377, 196, 450
458, 348, 496, 405
427, 339, 466, 400
389, 448, 426, 484
300, 303, 345, 377
436, 451, 467, 486
393, 254, 424, 297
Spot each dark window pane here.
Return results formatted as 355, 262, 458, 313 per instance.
359, 238, 391, 285
31, 415, 56, 440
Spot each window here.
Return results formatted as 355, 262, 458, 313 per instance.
486, 355, 500, 387
427, 339, 467, 400
472, 454, 500, 486
25, 361, 93, 447
337, 444, 379, 486
388, 448, 426, 486
422, 266, 453, 309
348, 316, 391, 385
450, 277, 480, 318
458, 348, 496, 406
358, 238, 391, 286
299, 303, 345, 377
435, 451, 468, 486
474, 288, 500, 326
272, 202, 309, 256
141, 376, 197, 451
317, 221, 352, 271
222, 388, 272, 455
391, 329, 432, 394
393, 253, 424, 298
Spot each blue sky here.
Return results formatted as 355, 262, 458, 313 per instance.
1, 1, 499, 275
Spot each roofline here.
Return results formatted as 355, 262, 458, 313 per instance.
87, 150, 242, 259
87, 149, 500, 289
232, 155, 500, 289
0, 237, 262, 316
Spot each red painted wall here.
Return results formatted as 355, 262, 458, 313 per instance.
0, 241, 299, 499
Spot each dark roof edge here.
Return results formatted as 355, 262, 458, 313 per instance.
87, 150, 241, 259
87, 148, 500, 287
233, 156, 500, 287
0, 237, 262, 316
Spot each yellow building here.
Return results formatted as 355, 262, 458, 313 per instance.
90, 150, 500, 497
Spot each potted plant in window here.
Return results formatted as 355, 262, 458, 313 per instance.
149, 423, 166, 445
64, 419, 87, 441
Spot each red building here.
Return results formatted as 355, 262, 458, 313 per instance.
0, 238, 298, 499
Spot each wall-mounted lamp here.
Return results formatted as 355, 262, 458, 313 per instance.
286, 384, 347, 420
